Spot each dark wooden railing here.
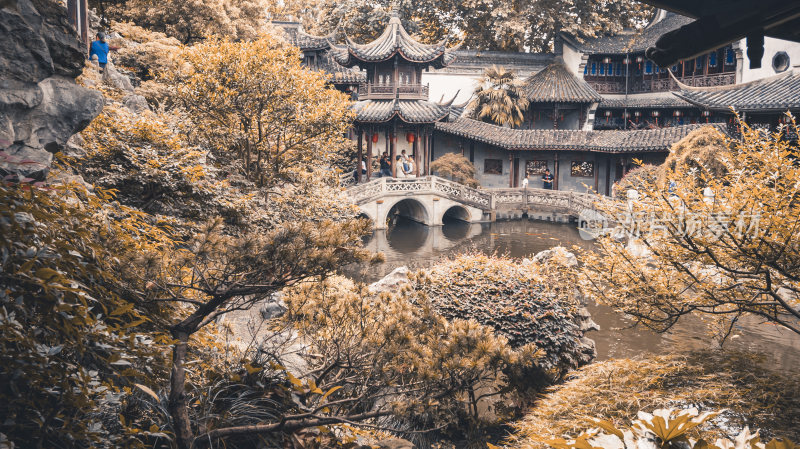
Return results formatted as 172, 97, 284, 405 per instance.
588, 72, 736, 94
357, 83, 430, 100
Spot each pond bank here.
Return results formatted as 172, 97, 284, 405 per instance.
344, 218, 800, 370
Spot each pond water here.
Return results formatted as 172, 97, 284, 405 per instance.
346, 218, 800, 370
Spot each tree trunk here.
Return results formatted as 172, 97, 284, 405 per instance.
168, 331, 195, 449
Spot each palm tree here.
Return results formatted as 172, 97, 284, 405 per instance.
468, 66, 529, 128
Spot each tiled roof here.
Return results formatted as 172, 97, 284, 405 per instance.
353, 100, 452, 123
331, 9, 454, 68
293, 29, 334, 51
523, 59, 601, 103
435, 117, 719, 153
673, 71, 800, 112
430, 50, 553, 76
564, 12, 693, 55
599, 92, 693, 108
311, 53, 366, 84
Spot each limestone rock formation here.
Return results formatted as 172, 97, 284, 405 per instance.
0, 0, 104, 178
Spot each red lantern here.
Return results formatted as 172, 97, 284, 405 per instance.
406, 132, 415, 143
372, 133, 379, 143
673, 110, 682, 117
602, 57, 611, 64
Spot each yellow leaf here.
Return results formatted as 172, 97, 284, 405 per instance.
134, 383, 160, 402
321, 385, 342, 401
244, 362, 262, 375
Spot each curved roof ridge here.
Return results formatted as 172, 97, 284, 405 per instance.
333, 8, 452, 68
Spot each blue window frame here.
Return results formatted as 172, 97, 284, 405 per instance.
591, 62, 596, 75
709, 51, 717, 67
726, 48, 734, 64
645, 61, 653, 74
671, 64, 679, 72
599, 63, 605, 75
584, 64, 589, 75
615, 63, 622, 76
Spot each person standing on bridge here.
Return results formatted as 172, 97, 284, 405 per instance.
379, 152, 392, 177
542, 169, 554, 190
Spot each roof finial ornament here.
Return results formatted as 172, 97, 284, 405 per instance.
389, 0, 400, 18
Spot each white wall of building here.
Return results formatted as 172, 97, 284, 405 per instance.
422, 71, 479, 105
561, 43, 584, 77
737, 36, 800, 83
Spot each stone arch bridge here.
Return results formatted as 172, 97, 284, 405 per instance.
346, 176, 602, 229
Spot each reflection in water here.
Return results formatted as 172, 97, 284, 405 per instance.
347, 219, 800, 370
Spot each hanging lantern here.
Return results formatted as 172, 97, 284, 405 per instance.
636, 56, 644, 63
622, 112, 631, 118
623, 57, 631, 65
372, 133, 379, 143
604, 110, 612, 117
602, 57, 611, 64
406, 132, 415, 143
651, 110, 660, 117
701, 110, 711, 117
634, 111, 641, 117
673, 110, 682, 117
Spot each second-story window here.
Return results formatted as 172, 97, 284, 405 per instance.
644, 61, 653, 74
615, 63, 622, 76
599, 63, 605, 75
725, 48, 735, 65
591, 62, 596, 75
709, 51, 717, 67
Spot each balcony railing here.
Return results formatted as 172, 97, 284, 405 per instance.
588, 72, 736, 94
357, 83, 430, 100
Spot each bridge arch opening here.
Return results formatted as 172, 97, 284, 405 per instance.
442, 205, 471, 223
386, 198, 429, 227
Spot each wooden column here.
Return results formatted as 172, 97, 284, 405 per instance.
429, 132, 435, 165
413, 131, 420, 177
553, 104, 559, 129
357, 129, 363, 183
390, 122, 397, 177
554, 152, 560, 190
509, 153, 514, 187
366, 129, 373, 181
605, 157, 611, 196
594, 154, 599, 193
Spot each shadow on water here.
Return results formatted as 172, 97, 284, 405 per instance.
343, 218, 800, 370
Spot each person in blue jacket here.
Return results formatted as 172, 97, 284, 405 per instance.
89, 32, 109, 73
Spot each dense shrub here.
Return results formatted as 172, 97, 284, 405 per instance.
412, 254, 595, 381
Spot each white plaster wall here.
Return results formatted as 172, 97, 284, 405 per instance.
422, 72, 479, 105
562, 43, 583, 76
738, 36, 800, 83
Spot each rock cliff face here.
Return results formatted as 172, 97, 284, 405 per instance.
0, 0, 103, 179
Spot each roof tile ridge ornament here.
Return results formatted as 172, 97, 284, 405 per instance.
437, 90, 461, 107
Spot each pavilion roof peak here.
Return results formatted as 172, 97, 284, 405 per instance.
331, 6, 456, 68
523, 58, 602, 103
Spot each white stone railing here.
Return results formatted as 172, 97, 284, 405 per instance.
346, 176, 608, 217
346, 176, 492, 210
487, 187, 603, 216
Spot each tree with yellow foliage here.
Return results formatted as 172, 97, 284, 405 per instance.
164, 35, 355, 190
582, 120, 800, 340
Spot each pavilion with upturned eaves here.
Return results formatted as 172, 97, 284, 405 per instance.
329, 6, 460, 181
281, 5, 800, 195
